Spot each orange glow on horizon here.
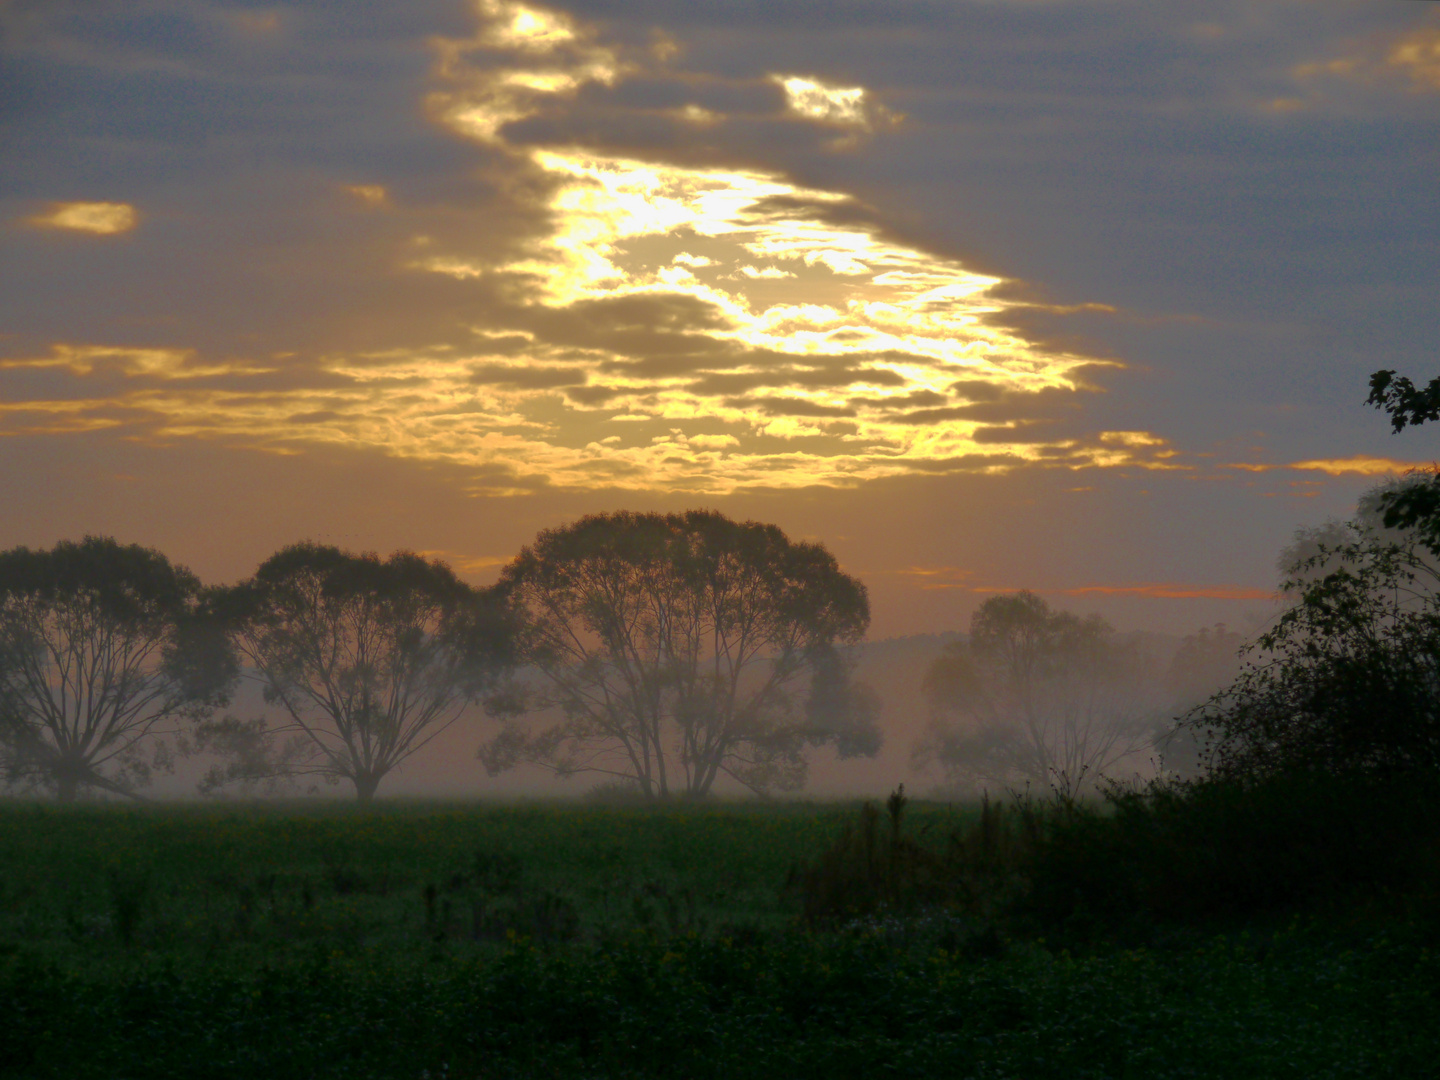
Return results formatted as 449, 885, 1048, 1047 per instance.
1288, 456, 1433, 476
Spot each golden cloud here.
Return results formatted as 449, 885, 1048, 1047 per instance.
1288, 14, 1440, 99
0, 344, 261, 379
1228, 456, 1433, 477
1286, 455, 1434, 477
774, 75, 903, 133
0, 1, 1182, 494
343, 184, 389, 207
1386, 23, 1440, 91
25, 201, 137, 235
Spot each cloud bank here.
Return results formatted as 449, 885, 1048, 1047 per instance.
3, 0, 1180, 493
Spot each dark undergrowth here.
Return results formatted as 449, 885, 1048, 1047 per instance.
795, 775, 1440, 935
2, 916, 1437, 1079
1, 791, 1438, 1078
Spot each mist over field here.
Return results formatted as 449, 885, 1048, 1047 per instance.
144, 633, 972, 801
106, 610, 1246, 805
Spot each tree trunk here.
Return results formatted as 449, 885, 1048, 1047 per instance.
353, 772, 383, 803
55, 775, 80, 802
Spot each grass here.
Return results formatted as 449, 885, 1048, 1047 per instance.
0, 798, 976, 970
0, 794, 1437, 1078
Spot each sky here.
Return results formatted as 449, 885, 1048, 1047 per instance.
2, 0, 1438, 640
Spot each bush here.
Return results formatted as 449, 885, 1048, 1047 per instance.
792, 775, 1440, 941
1025, 773, 1440, 932
1189, 537, 1440, 782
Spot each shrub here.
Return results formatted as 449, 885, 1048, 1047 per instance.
1024, 773, 1440, 932
792, 775, 1440, 940
1189, 536, 1440, 782
790, 787, 1045, 926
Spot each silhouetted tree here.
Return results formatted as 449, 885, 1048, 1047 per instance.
1368, 369, 1440, 433
1366, 369, 1440, 541
221, 544, 517, 802
0, 536, 235, 800
915, 591, 1155, 797
1188, 534, 1440, 781
480, 510, 877, 798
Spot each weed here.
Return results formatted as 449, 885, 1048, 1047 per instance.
104, 868, 150, 947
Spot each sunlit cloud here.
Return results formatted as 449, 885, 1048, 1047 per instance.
1228, 456, 1434, 477
25, 201, 137, 235
414, 550, 511, 576
221, 9, 282, 37
775, 75, 901, 133
0, 344, 260, 379
426, 0, 624, 144
476, 0, 578, 54
870, 565, 975, 591
1262, 97, 1309, 114
1286, 456, 1434, 477
1386, 23, 1440, 91
0, 0, 1183, 495
343, 184, 388, 207
1287, 13, 1440, 100
0, 399, 132, 436
674, 104, 720, 126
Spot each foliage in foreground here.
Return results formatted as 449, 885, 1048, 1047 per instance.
1188, 531, 1440, 782
2, 913, 1437, 1080
0, 791, 1437, 1079
794, 774, 1440, 941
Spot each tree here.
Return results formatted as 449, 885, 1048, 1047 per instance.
1187, 533, 1440, 780
1154, 623, 1245, 776
1366, 369, 1440, 539
914, 591, 1156, 797
1184, 373, 1440, 782
481, 510, 878, 798
221, 543, 517, 802
0, 536, 235, 800
1367, 368, 1440, 433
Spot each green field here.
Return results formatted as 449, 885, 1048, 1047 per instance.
1, 799, 1437, 1079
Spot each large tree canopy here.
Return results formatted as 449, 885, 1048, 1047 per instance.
916, 591, 1155, 796
222, 544, 516, 801
1189, 491, 1440, 782
482, 510, 877, 798
0, 536, 234, 800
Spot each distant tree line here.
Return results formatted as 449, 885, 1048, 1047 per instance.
913, 592, 1241, 797
0, 511, 881, 802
